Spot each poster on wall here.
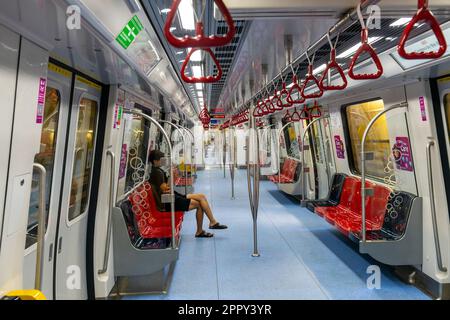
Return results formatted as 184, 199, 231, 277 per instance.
392, 137, 414, 172
119, 144, 128, 179
334, 135, 345, 159
36, 78, 47, 124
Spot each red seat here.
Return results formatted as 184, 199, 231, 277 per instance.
130, 182, 184, 239
269, 159, 299, 184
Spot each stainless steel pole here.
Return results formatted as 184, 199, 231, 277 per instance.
33, 163, 47, 291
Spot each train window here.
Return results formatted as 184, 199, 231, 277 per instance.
282, 122, 301, 159
26, 88, 61, 248
68, 98, 98, 221
344, 99, 391, 180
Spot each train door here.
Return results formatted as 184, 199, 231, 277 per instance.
54, 75, 102, 300
23, 63, 72, 299
434, 75, 450, 222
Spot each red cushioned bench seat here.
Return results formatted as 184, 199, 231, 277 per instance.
315, 176, 391, 237
269, 158, 299, 184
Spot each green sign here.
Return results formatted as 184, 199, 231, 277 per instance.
116, 15, 143, 49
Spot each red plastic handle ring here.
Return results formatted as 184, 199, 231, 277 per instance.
291, 108, 302, 122
164, 0, 236, 48
348, 29, 383, 80
283, 110, 292, 122
309, 102, 322, 119
264, 98, 275, 114
301, 65, 324, 99
287, 75, 305, 105
319, 49, 348, 91
398, 1, 447, 60
271, 89, 284, 111
181, 48, 223, 83
277, 83, 293, 108
299, 105, 310, 120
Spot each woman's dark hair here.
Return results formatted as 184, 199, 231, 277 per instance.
148, 150, 165, 164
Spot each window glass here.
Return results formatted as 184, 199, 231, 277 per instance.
26, 87, 61, 248
345, 99, 391, 179
69, 98, 98, 221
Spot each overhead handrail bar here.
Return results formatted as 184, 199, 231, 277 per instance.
426, 139, 448, 272
360, 102, 408, 242
235, 0, 381, 110
124, 110, 177, 249
301, 116, 330, 206
99, 150, 116, 275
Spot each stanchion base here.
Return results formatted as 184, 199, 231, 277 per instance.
300, 200, 308, 207
252, 253, 261, 258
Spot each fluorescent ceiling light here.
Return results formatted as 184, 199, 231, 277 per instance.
176, 51, 184, 55
192, 65, 203, 77
161, 8, 171, 14
337, 37, 382, 59
313, 63, 326, 75
286, 83, 294, 89
195, 83, 203, 90
188, 48, 202, 62
179, 0, 195, 30
390, 18, 411, 27
170, 27, 177, 32
386, 37, 397, 42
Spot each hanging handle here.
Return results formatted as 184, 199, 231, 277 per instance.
278, 82, 293, 108
398, 0, 447, 60
299, 105, 310, 120
320, 33, 348, 90
287, 75, 305, 105
164, 0, 236, 48
291, 108, 302, 122
309, 101, 322, 119
301, 63, 324, 99
181, 48, 223, 83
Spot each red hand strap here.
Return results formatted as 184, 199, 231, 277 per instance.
253, 100, 264, 118
398, 0, 447, 60
283, 110, 292, 122
291, 108, 301, 122
301, 65, 324, 99
309, 101, 322, 119
348, 29, 383, 80
277, 83, 293, 108
287, 75, 305, 105
319, 49, 348, 91
299, 105, 310, 120
181, 48, 223, 83
271, 89, 284, 111
264, 98, 276, 114
164, 0, 236, 48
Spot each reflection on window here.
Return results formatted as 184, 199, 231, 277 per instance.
26, 88, 60, 248
125, 116, 149, 192
69, 98, 98, 221
283, 123, 301, 159
345, 99, 391, 180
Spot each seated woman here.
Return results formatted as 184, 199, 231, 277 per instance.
148, 150, 228, 238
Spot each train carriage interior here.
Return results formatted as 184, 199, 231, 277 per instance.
2, 0, 450, 302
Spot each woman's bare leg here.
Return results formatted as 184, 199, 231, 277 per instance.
187, 194, 218, 227
189, 199, 206, 236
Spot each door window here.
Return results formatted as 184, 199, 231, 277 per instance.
444, 94, 450, 137
26, 87, 61, 248
68, 98, 98, 221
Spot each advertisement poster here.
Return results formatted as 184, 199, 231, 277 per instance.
36, 78, 47, 124
392, 137, 414, 172
419, 96, 427, 122
334, 135, 345, 159
119, 144, 128, 179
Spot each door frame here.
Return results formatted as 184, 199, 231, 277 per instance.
430, 76, 450, 221
48, 59, 108, 300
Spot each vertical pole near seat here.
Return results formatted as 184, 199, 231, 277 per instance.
360, 102, 407, 242
229, 127, 236, 200
124, 110, 177, 249
300, 116, 329, 207
33, 163, 47, 291
223, 129, 227, 178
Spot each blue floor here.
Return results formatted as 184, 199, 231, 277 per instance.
127, 168, 430, 300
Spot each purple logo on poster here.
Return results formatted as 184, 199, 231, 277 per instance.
36, 78, 47, 124
119, 144, 128, 179
393, 137, 414, 172
334, 135, 345, 159
419, 96, 427, 122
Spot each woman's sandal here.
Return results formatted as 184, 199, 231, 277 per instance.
209, 223, 228, 230
195, 231, 214, 238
